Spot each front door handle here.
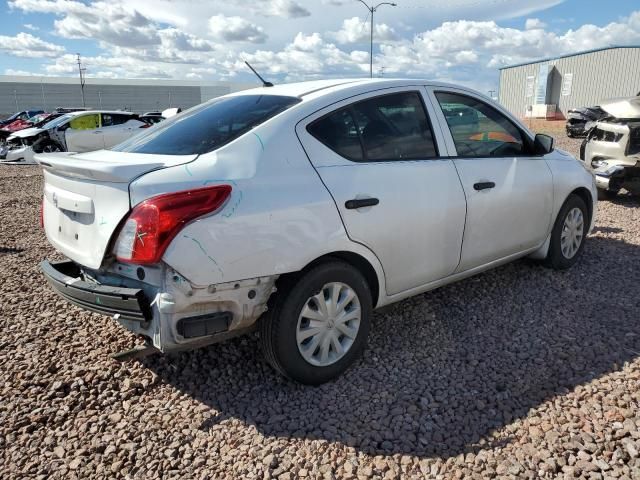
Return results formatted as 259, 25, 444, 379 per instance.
473, 181, 496, 191
345, 197, 379, 209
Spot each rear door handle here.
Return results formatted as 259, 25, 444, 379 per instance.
345, 197, 379, 209
473, 182, 496, 191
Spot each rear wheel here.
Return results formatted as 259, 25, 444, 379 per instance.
545, 194, 588, 270
260, 261, 372, 385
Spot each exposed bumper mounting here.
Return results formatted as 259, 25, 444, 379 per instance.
41, 259, 152, 323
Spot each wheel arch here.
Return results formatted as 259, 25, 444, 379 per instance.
279, 251, 382, 308
569, 186, 593, 227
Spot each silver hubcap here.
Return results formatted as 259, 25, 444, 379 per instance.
560, 207, 584, 259
296, 282, 361, 367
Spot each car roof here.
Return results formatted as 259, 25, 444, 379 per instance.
228, 78, 463, 99
65, 110, 136, 117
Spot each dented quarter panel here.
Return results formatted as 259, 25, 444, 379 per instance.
131, 115, 387, 295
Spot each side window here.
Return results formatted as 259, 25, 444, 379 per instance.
101, 114, 114, 127
308, 91, 437, 162
352, 92, 437, 161
307, 109, 363, 161
435, 92, 526, 157
69, 114, 100, 130
113, 114, 133, 125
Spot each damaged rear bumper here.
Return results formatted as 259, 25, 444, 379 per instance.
41, 260, 152, 323
41, 258, 279, 353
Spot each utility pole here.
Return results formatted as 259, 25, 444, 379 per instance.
41, 79, 46, 111
488, 89, 496, 99
13, 90, 18, 111
76, 53, 86, 108
98, 91, 102, 108
357, 1, 397, 78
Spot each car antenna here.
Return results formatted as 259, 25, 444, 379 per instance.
245, 61, 274, 87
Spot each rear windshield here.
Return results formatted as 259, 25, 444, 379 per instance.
112, 95, 301, 155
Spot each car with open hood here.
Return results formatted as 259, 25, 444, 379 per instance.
37, 79, 597, 384
0, 109, 44, 128
580, 96, 640, 199
566, 106, 608, 138
0, 110, 147, 164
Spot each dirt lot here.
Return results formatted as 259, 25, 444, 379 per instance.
1, 134, 639, 479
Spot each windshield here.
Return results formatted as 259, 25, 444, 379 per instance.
113, 94, 301, 155
41, 114, 72, 130
4, 112, 22, 121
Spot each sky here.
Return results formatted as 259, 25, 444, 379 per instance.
1, 0, 640, 94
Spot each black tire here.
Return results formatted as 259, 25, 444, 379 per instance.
38, 141, 62, 153
597, 188, 619, 200
260, 261, 372, 385
545, 194, 589, 270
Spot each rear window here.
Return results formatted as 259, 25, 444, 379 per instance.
113, 95, 301, 155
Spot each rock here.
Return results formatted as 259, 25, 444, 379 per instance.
263, 454, 278, 468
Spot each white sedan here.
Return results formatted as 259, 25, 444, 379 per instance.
38, 79, 597, 384
1, 111, 148, 164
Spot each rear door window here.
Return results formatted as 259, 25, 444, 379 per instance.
307, 109, 363, 161
113, 95, 301, 155
308, 91, 438, 162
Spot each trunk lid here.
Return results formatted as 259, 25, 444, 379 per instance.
38, 150, 197, 269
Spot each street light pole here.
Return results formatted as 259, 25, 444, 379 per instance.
76, 53, 86, 108
357, 0, 397, 78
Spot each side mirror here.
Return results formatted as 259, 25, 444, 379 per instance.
534, 133, 554, 155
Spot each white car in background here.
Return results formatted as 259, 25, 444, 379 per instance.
1, 110, 148, 164
38, 79, 597, 384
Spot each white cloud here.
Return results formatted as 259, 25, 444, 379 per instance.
0, 32, 65, 58
254, 0, 310, 18
331, 16, 398, 44
525, 18, 546, 30
209, 14, 268, 44
4, 0, 640, 95
23, 23, 39, 31
5, 68, 37, 76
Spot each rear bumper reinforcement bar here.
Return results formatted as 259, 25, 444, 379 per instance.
41, 259, 152, 323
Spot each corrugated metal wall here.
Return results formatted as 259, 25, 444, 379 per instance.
0, 79, 251, 116
499, 47, 640, 118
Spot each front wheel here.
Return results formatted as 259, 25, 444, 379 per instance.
545, 194, 589, 270
39, 141, 62, 153
260, 261, 372, 385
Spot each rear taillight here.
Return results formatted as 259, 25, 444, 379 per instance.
40, 198, 44, 228
114, 185, 232, 265
140, 124, 151, 128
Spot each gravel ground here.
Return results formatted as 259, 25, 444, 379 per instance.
1, 135, 639, 479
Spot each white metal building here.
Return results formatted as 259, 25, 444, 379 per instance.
498, 46, 640, 118
0, 76, 255, 116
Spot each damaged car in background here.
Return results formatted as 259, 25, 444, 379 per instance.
0, 110, 148, 164
580, 96, 640, 199
566, 105, 608, 138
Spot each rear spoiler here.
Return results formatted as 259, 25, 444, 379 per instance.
35, 152, 165, 183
